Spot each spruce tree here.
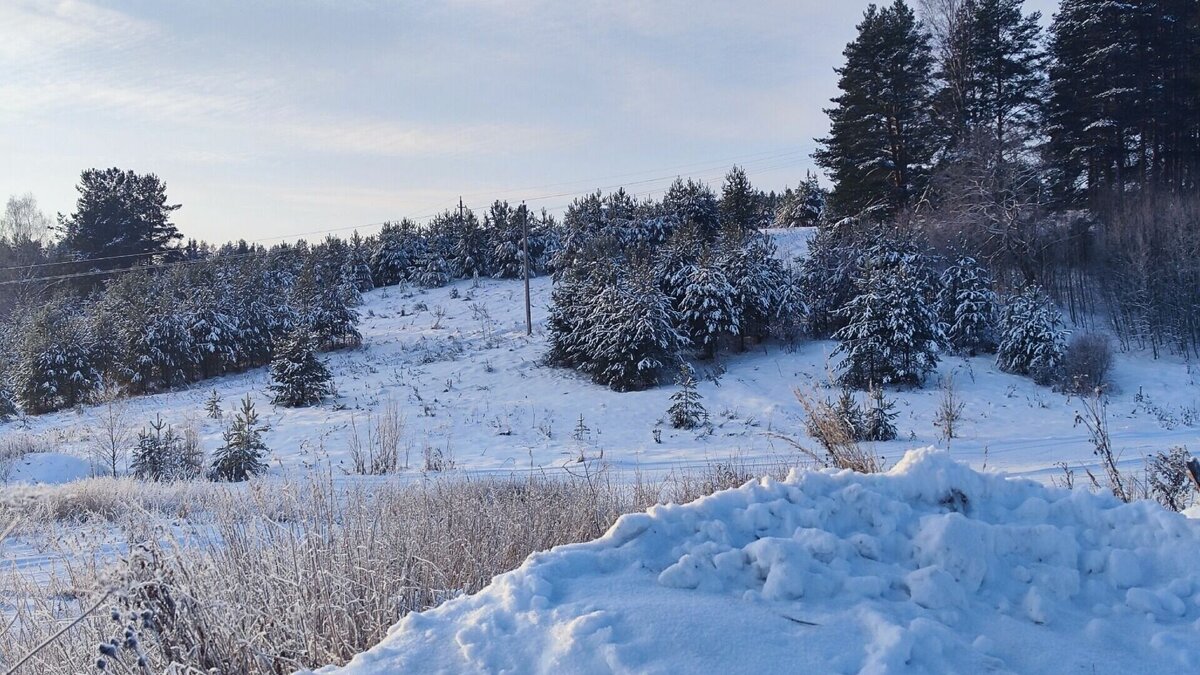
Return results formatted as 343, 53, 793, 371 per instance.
667, 363, 706, 430
937, 256, 998, 355
996, 286, 1067, 382
833, 388, 865, 439
815, 0, 937, 218
269, 329, 334, 407
211, 395, 269, 481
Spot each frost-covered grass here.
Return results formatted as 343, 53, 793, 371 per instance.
0, 459, 786, 673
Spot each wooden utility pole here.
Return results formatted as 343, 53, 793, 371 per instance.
522, 201, 532, 336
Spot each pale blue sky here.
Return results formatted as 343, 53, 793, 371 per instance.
0, 0, 1057, 244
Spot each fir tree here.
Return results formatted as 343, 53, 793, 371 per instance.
861, 385, 898, 441
205, 389, 223, 419
211, 395, 268, 481
269, 329, 334, 407
667, 363, 706, 430
815, 0, 937, 218
996, 286, 1067, 382
937, 256, 998, 355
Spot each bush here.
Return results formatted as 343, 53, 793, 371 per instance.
1057, 333, 1114, 394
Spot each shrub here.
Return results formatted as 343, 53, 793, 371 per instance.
1057, 333, 1114, 394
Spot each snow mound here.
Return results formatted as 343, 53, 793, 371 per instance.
325, 448, 1200, 673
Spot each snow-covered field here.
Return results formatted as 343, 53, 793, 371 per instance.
3, 230, 1197, 487
317, 448, 1200, 674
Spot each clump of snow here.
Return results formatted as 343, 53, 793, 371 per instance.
318, 448, 1200, 674
3, 452, 92, 485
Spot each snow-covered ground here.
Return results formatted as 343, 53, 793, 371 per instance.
316, 448, 1200, 674
2, 229, 1196, 487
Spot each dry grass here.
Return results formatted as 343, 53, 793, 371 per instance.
0, 457, 798, 674
777, 388, 884, 474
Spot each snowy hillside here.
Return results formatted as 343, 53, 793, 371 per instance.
3, 228, 1198, 486
318, 448, 1200, 674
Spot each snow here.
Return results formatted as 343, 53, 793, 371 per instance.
0, 227, 1196, 488
317, 448, 1200, 674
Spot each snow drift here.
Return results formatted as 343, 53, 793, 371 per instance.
318, 449, 1200, 674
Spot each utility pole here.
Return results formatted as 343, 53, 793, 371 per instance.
522, 201, 532, 336
458, 196, 464, 223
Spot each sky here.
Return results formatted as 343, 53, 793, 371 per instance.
0, 0, 1059, 245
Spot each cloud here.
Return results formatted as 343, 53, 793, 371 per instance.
0, 0, 158, 60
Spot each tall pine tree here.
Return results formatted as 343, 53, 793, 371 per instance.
815, 0, 937, 218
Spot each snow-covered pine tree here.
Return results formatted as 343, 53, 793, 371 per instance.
204, 389, 222, 419
797, 222, 862, 337
719, 165, 763, 234
346, 230, 376, 293
545, 269, 599, 369
937, 256, 998, 355
370, 219, 420, 287
291, 258, 362, 351
718, 232, 786, 348
833, 257, 941, 388
486, 200, 524, 279
131, 414, 175, 481
12, 297, 100, 415
186, 281, 238, 379
269, 328, 334, 407
667, 363, 706, 429
861, 385, 898, 441
663, 178, 721, 241
676, 257, 740, 359
996, 286, 1067, 382
211, 395, 268, 481
580, 265, 686, 392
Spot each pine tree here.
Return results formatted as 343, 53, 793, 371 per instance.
719, 166, 762, 234
12, 297, 100, 415
833, 256, 941, 388
269, 329, 334, 407
56, 168, 182, 270
861, 385, 899, 441
719, 233, 787, 347
676, 258, 740, 359
667, 363, 706, 430
581, 266, 686, 392
205, 389, 223, 419
937, 256, 998, 355
370, 219, 420, 287
663, 178, 721, 240
131, 414, 175, 481
996, 286, 1067, 382
211, 395, 268, 481
931, 0, 1044, 157
815, 0, 937, 218
797, 223, 863, 337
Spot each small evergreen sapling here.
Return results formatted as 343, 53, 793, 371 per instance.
211, 395, 268, 481
0, 375, 17, 422
204, 389, 223, 419
667, 363, 706, 430
861, 385, 898, 442
833, 388, 865, 439
131, 415, 176, 481
269, 329, 334, 407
